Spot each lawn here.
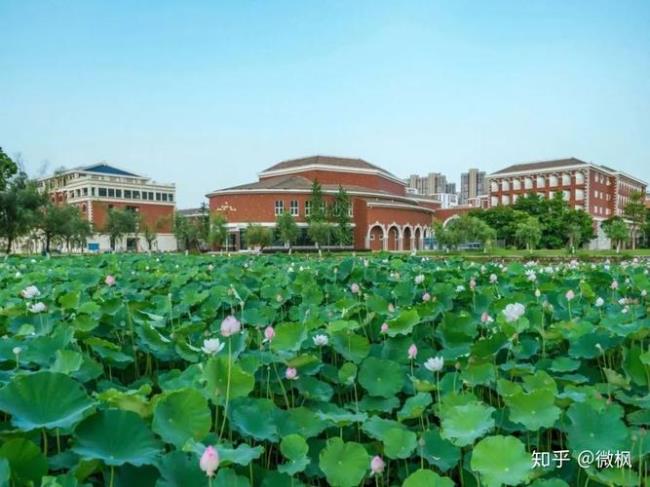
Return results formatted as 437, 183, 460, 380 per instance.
0, 254, 648, 486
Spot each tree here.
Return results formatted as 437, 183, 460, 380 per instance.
245, 224, 272, 251
307, 180, 326, 223
307, 221, 331, 257
470, 206, 527, 248
331, 185, 352, 246
38, 203, 71, 253
515, 216, 542, 252
562, 209, 594, 253
140, 215, 167, 252
275, 210, 299, 253
432, 220, 461, 250
623, 191, 646, 250
602, 217, 629, 253
210, 213, 229, 251
105, 208, 137, 251
434, 214, 496, 251
0, 147, 18, 191
0, 173, 43, 254
69, 212, 93, 252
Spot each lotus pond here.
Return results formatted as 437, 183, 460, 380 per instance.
0, 254, 648, 487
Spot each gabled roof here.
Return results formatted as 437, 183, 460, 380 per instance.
216, 174, 395, 195
260, 155, 400, 180
491, 158, 588, 175
81, 163, 141, 177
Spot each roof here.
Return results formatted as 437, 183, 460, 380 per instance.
217, 175, 397, 195
81, 163, 141, 177
491, 158, 588, 175
177, 207, 206, 217
261, 155, 400, 180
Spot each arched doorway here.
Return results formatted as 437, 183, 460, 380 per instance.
414, 227, 421, 250
369, 225, 384, 251
387, 226, 399, 251
403, 226, 412, 251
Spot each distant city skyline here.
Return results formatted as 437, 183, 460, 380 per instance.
2, 1, 649, 207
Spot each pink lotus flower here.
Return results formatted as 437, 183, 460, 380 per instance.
469, 278, 476, 290
380, 323, 389, 334
263, 326, 275, 342
220, 315, 241, 337
480, 312, 493, 323
370, 455, 385, 475
285, 367, 299, 380
422, 292, 431, 302
199, 445, 219, 477
408, 344, 418, 360
565, 290, 575, 301
611, 280, 619, 290
105, 275, 116, 286
350, 283, 360, 294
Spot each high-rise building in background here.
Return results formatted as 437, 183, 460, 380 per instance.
407, 172, 449, 196
460, 168, 486, 204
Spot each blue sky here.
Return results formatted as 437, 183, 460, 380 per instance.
1, 0, 649, 207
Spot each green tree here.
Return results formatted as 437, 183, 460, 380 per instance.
209, 213, 229, 251
38, 203, 71, 253
105, 208, 137, 251
331, 185, 352, 246
70, 212, 93, 252
307, 180, 326, 223
0, 147, 18, 191
140, 215, 167, 251
275, 210, 299, 253
623, 191, 646, 250
307, 221, 331, 257
470, 206, 527, 248
515, 216, 542, 252
245, 224, 272, 250
562, 209, 594, 253
432, 220, 461, 250
602, 217, 629, 253
0, 173, 43, 254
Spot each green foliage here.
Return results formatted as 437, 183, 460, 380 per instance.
0, 147, 18, 191
623, 190, 646, 249
0, 172, 43, 254
515, 215, 542, 251
602, 216, 629, 252
306, 179, 325, 223
210, 211, 229, 250
275, 211, 299, 250
331, 185, 352, 246
307, 221, 331, 251
175, 205, 210, 252
434, 214, 495, 250
104, 207, 138, 250
245, 223, 273, 249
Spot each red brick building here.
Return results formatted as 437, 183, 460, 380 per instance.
38, 163, 177, 251
207, 156, 441, 251
486, 158, 647, 248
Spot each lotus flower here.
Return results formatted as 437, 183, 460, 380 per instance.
422, 292, 431, 302
611, 280, 619, 290
312, 334, 328, 347
489, 273, 498, 284
480, 312, 494, 323
105, 275, 116, 286
285, 367, 299, 380
12, 347, 21, 356
414, 274, 425, 285
263, 326, 275, 343
456, 285, 466, 292
407, 344, 418, 360
534, 289, 541, 298
28, 302, 47, 313
201, 338, 225, 355
20, 285, 40, 299
595, 297, 604, 307
502, 303, 525, 323
424, 356, 444, 372
199, 445, 219, 477
220, 315, 241, 337
565, 290, 575, 301
350, 283, 360, 294
370, 455, 385, 475
380, 323, 389, 334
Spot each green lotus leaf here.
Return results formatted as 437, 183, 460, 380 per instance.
152, 388, 211, 448
583, 465, 642, 487
603, 367, 631, 390
358, 396, 400, 413
96, 384, 153, 418
504, 388, 560, 431
319, 437, 369, 487
470, 435, 532, 487
204, 355, 255, 403
383, 427, 417, 459
156, 451, 205, 487
218, 443, 264, 467
0, 371, 95, 431
338, 362, 358, 385
277, 407, 328, 439
0, 438, 47, 486
72, 409, 162, 466
402, 469, 455, 487
270, 322, 307, 353
294, 376, 334, 402
421, 428, 460, 472
358, 357, 404, 398
362, 415, 405, 440
0, 458, 8, 487
214, 468, 250, 487
50, 350, 83, 374
228, 398, 280, 441
439, 401, 495, 446
331, 332, 370, 363
397, 392, 432, 421
386, 309, 420, 337
565, 401, 630, 454
460, 362, 496, 386
528, 479, 570, 487
549, 357, 581, 373
278, 434, 309, 475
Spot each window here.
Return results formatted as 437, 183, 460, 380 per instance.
575, 172, 585, 184
275, 200, 284, 215
124, 190, 132, 199
502, 180, 510, 191
83, 187, 88, 196
168, 193, 173, 202
91, 187, 96, 196
491, 196, 499, 207
512, 194, 518, 203
502, 194, 510, 205
536, 176, 545, 188
563, 190, 570, 201
108, 188, 115, 197
575, 189, 585, 200
348, 202, 353, 217
290, 200, 299, 216
490, 181, 498, 192
549, 175, 558, 187
116, 189, 122, 198
524, 177, 533, 189
149, 192, 154, 200
156, 192, 161, 201
162, 193, 168, 202
98, 188, 107, 197
512, 179, 521, 190
141, 192, 148, 200
562, 173, 571, 185
305, 201, 311, 216
133, 191, 140, 199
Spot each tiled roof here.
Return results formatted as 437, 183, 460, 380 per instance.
261, 155, 399, 179
217, 175, 395, 195
82, 164, 140, 177
491, 158, 588, 175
